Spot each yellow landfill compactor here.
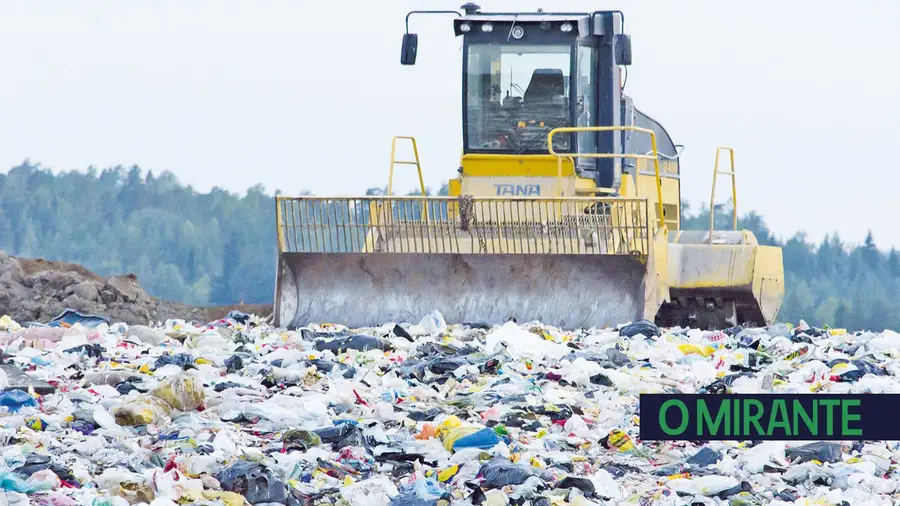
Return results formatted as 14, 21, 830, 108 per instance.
274, 5, 785, 330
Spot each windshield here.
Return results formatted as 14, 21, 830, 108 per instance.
465, 43, 572, 153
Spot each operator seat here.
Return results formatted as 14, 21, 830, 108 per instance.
523, 68, 565, 104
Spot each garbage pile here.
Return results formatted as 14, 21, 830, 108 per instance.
0, 252, 271, 326
1, 309, 900, 505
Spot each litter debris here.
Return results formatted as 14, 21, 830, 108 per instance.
0, 311, 898, 505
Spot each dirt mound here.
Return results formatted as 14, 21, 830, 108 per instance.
0, 252, 272, 325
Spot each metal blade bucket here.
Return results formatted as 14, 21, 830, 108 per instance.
275, 252, 650, 329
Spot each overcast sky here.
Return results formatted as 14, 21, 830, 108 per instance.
2, 0, 898, 248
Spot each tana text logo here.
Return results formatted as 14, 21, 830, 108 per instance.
494, 184, 541, 196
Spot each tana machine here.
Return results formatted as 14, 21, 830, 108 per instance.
274, 4, 784, 330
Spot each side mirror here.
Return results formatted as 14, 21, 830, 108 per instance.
401, 33, 419, 65
615, 34, 632, 66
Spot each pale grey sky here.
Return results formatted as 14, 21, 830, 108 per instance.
1, 0, 898, 248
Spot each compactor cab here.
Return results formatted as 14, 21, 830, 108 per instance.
273, 4, 785, 330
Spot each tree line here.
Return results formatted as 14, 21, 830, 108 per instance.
1, 161, 897, 331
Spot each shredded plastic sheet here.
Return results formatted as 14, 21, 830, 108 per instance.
0, 312, 899, 505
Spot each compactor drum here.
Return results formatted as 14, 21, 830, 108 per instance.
274, 5, 785, 330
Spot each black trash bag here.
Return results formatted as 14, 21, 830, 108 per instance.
777, 489, 799, 501
500, 412, 531, 428
686, 446, 723, 468
835, 369, 867, 382
478, 458, 534, 488
15, 455, 75, 483
590, 372, 614, 386
116, 382, 140, 395
315, 423, 364, 449
715, 481, 747, 500
795, 327, 826, 339
305, 358, 340, 373
606, 348, 631, 366
555, 476, 595, 497
63, 344, 104, 359
226, 310, 251, 324
397, 360, 428, 381
651, 463, 685, 476
723, 325, 743, 336
281, 429, 322, 451
549, 462, 574, 473
405, 407, 442, 422
214, 381, 243, 392
525, 404, 573, 422
224, 355, 244, 373
786, 442, 843, 463
619, 320, 660, 338
154, 353, 195, 370
702, 372, 750, 394
417, 342, 475, 357
392, 324, 414, 342
13, 453, 50, 476
216, 461, 291, 505
428, 358, 468, 375
479, 358, 502, 375
828, 357, 885, 379
468, 486, 487, 505
598, 464, 640, 478
852, 359, 886, 376
790, 332, 814, 344
314, 335, 393, 353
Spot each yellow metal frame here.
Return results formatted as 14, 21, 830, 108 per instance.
387, 136, 428, 219
274, 195, 651, 256
709, 146, 737, 244
547, 126, 666, 230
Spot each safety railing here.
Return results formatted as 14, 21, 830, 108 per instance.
275, 195, 650, 256
547, 126, 666, 230
386, 136, 428, 219
708, 146, 737, 244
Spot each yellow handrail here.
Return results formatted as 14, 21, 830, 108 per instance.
547, 126, 666, 230
709, 146, 737, 244
387, 135, 427, 220
276, 199, 286, 253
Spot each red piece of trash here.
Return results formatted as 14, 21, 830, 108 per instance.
353, 389, 369, 406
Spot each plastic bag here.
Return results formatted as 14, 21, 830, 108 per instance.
619, 320, 660, 338
113, 395, 172, 426
418, 310, 447, 334
0, 471, 55, 493
0, 390, 38, 413
449, 427, 500, 451
125, 325, 169, 345
179, 490, 247, 506
216, 461, 291, 505
479, 458, 534, 488
668, 475, 739, 496
686, 446, 723, 468
341, 476, 399, 505
314, 335, 393, 353
151, 373, 205, 411
786, 441, 843, 464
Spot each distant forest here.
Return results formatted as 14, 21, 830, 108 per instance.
1, 161, 898, 331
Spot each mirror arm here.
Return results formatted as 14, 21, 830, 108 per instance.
405, 10, 462, 33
